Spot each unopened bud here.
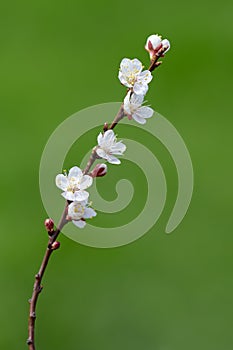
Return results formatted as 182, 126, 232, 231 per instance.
90, 163, 107, 177
145, 34, 162, 58
44, 218, 54, 232
161, 39, 170, 53
103, 122, 108, 132
145, 34, 170, 58
51, 241, 60, 250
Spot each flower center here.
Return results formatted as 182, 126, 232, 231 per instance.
126, 73, 137, 86
67, 176, 80, 192
73, 204, 85, 219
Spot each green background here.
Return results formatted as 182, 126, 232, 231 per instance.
1, 0, 232, 349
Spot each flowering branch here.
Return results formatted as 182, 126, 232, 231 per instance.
27, 33, 170, 350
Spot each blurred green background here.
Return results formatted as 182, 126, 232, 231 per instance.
1, 0, 233, 349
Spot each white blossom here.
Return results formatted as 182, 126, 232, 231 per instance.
68, 200, 97, 228
96, 130, 126, 165
56, 166, 93, 201
145, 34, 170, 58
118, 58, 152, 95
124, 91, 154, 125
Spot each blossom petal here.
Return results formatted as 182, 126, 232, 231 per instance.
72, 220, 86, 228
133, 82, 148, 95
97, 132, 104, 146
120, 58, 131, 74
96, 148, 107, 159
131, 93, 144, 106
110, 142, 126, 155
61, 191, 75, 201
136, 106, 154, 119
123, 91, 135, 114
125, 91, 130, 102
118, 71, 132, 87
103, 130, 115, 143
73, 190, 89, 201
56, 174, 68, 190
106, 155, 121, 164
98, 130, 115, 147
137, 70, 153, 84
130, 58, 143, 74
131, 114, 147, 124
83, 208, 97, 219
78, 175, 93, 190
120, 58, 142, 76
68, 166, 82, 180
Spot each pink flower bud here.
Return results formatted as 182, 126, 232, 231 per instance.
145, 34, 170, 59
51, 241, 60, 250
103, 122, 108, 132
90, 163, 107, 177
145, 34, 162, 58
44, 218, 54, 232
161, 39, 170, 53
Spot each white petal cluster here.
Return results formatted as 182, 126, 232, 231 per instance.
118, 58, 152, 95
145, 34, 170, 58
56, 166, 93, 201
124, 91, 154, 125
96, 130, 126, 164
67, 200, 97, 229
56, 166, 96, 229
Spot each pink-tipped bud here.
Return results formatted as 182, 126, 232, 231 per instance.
90, 163, 107, 177
145, 34, 170, 59
103, 122, 108, 132
44, 218, 54, 232
51, 241, 60, 250
145, 34, 162, 58
161, 39, 170, 53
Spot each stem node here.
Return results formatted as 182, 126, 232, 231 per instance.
30, 312, 36, 319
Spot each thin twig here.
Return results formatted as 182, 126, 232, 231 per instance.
148, 47, 167, 72
83, 148, 98, 175
27, 203, 68, 350
109, 103, 125, 130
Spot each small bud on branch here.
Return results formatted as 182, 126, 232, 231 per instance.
90, 163, 107, 177
51, 241, 60, 250
145, 34, 170, 59
103, 122, 108, 132
44, 218, 54, 233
